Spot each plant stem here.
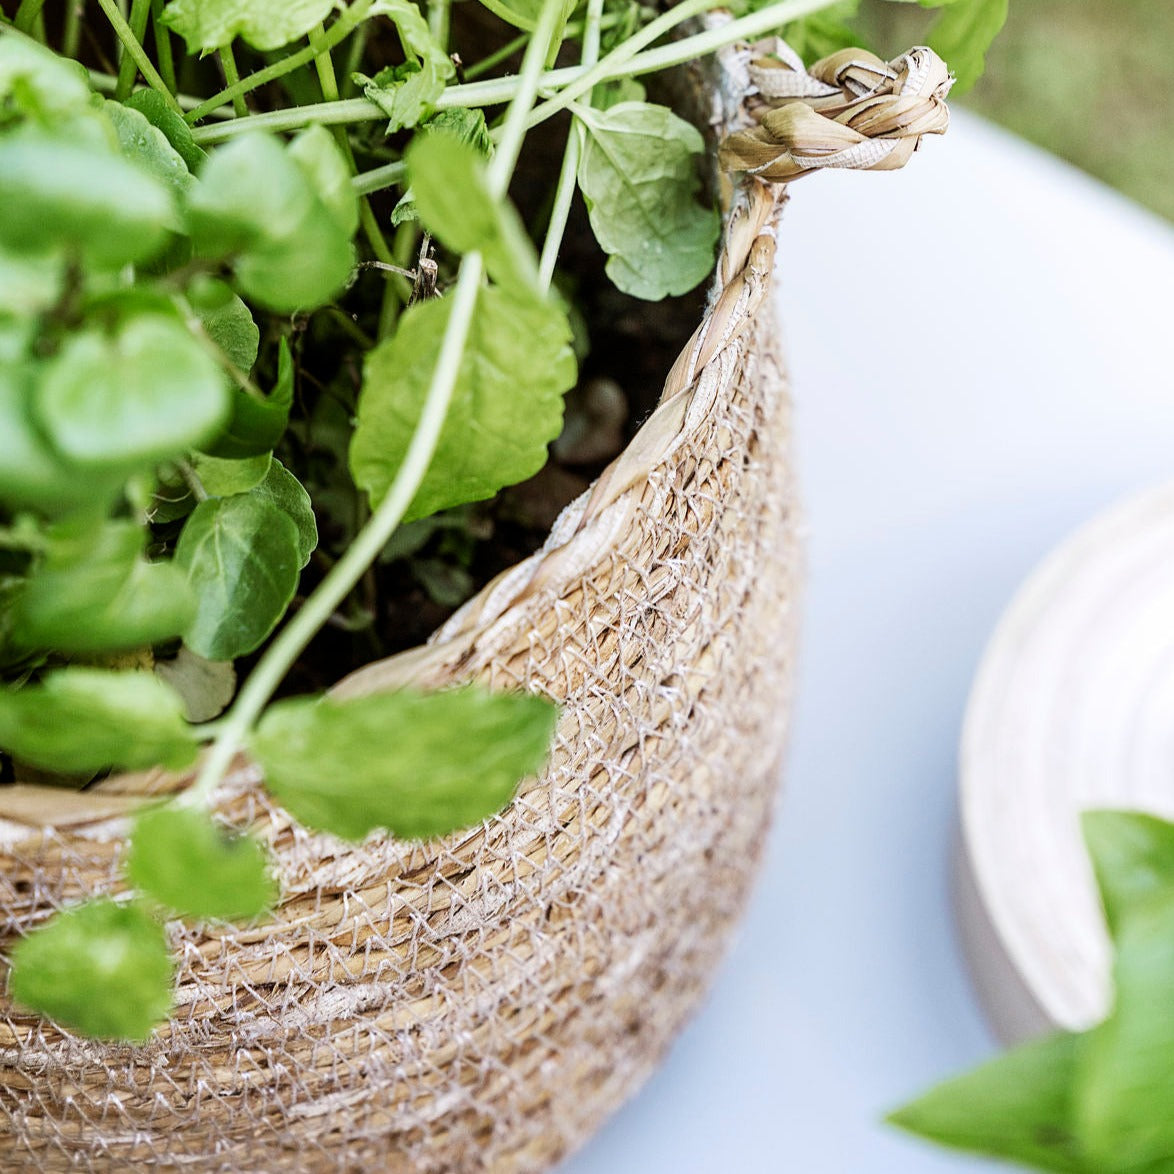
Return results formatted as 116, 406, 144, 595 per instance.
310, 22, 396, 267
64, 0, 85, 57
218, 46, 249, 117
487, 0, 567, 195
94, 0, 183, 114
184, 0, 374, 124
115, 0, 150, 99
352, 159, 407, 197
180, 251, 486, 810
463, 29, 529, 82
14, 0, 46, 36
188, 0, 835, 145
150, 0, 176, 95
183, 0, 569, 810
538, 0, 603, 290
429, 0, 451, 52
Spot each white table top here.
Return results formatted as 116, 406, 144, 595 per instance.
561, 110, 1174, 1173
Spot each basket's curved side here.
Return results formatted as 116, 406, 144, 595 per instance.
0, 50, 800, 1174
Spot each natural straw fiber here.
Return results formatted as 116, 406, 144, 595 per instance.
718, 38, 952, 181
958, 484, 1174, 1046
0, 31, 946, 1172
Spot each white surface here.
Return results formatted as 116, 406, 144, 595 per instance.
559, 110, 1174, 1173
961, 483, 1174, 1037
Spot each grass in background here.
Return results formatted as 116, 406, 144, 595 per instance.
859, 0, 1174, 220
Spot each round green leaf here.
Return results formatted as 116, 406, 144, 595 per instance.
105, 101, 193, 199
128, 805, 277, 921
162, 0, 336, 51
0, 668, 198, 775
36, 316, 230, 473
175, 495, 301, 660
0, 135, 174, 268
249, 458, 317, 569
251, 686, 559, 841
188, 277, 259, 373
14, 520, 196, 654
8, 898, 174, 1042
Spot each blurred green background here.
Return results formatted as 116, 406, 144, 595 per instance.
861, 0, 1174, 221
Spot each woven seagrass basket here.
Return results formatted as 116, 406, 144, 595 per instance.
0, 28, 948, 1172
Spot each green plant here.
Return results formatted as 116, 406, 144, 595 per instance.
891, 811, 1174, 1173
0, 0, 995, 1044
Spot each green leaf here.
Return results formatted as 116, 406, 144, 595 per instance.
35, 316, 230, 473
354, 1, 455, 133
1076, 891, 1174, 1172
576, 102, 720, 301
1082, 811, 1174, 940
128, 805, 276, 920
162, 0, 336, 51
188, 132, 355, 312
888, 1033, 1087, 1172
251, 685, 559, 840
175, 494, 301, 660
0, 362, 104, 513
105, 100, 193, 199
407, 131, 540, 295
0, 244, 65, 317
0, 134, 174, 268
8, 897, 173, 1042
0, 37, 95, 121
928, 0, 1009, 92
154, 647, 236, 723
189, 276, 259, 373
248, 458, 318, 569
15, 520, 196, 654
390, 108, 492, 227
288, 124, 359, 238
349, 284, 576, 521
204, 338, 295, 459
0, 668, 197, 774
192, 451, 272, 497
124, 89, 208, 174
472, 0, 547, 32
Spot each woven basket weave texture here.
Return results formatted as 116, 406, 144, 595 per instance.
0, 47, 798, 1173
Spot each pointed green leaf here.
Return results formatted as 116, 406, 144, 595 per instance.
576, 101, 720, 301
0, 668, 197, 774
251, 686, 559, 840
349, 285, 576, 520
8, 898, 173, 1042
175, 495, 301, 660
162, 0, 335, 51
205, 338, 294, 459
35, 316, 230, 473
128, 805, 277, 920
1082, 811, 1174, 939
1076, 891, 1174, 1172
407, 131, 540, 295
888, 1033, 1087, 1172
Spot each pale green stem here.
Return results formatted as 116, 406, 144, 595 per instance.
14, 0, 46, 36
429, 0, 451, 51
115, 0, 150, 99
218, 46, 248, 117
181, 250, 485, 810
463, 29, 529, 81
184, 0, 374, 124
64, 0, 85, 58
188, 0, 836, 145
150, 0, 176, 95
87, 69, 236, 115
538, 0, 604, 290
352, 159, 407, 196
184, 0, 569, 809
95, 0, 183, 113
488, 0, 568, 195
